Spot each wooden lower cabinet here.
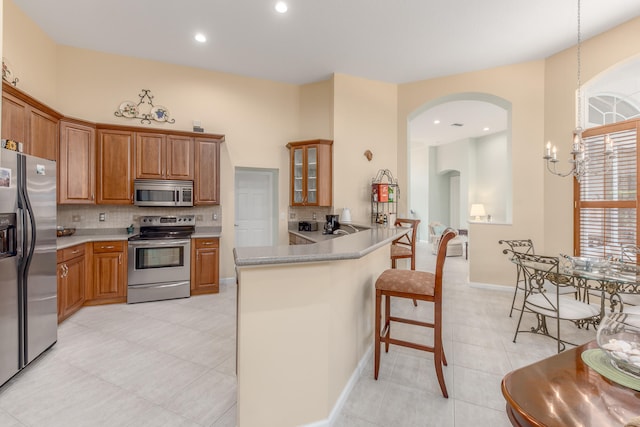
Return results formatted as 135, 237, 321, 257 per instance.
191, 238, 219, 294
289, 233, 314, 245
86, 241, 127, 305
57, 244, 86, 323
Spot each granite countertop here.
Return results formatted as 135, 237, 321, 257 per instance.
234, 225, 409, 267
56, 226, 223, 249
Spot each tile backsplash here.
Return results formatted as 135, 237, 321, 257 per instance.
57, 205, 222, 229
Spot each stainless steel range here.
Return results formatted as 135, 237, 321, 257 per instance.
127, 215, 195, 304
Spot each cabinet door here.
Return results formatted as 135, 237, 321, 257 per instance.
92, 252, 125, 300
1, 92, 27, 144
97, 129, 133, 204
291, 147, 305, 205
63, 255, 86, 318
306, 146, 317, 204
194, 138, 220, 205
28, 108, 58, 161
191, 238, 219, 294
166, 135, 194, 180
135, 132, 165, 179
59, 120, 95, 204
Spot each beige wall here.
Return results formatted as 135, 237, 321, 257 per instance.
333, 73, 398, 224
544, 16, 640, 257
2, 0, 57, 105
397, 62, 546, 286
299, 78, 334, 140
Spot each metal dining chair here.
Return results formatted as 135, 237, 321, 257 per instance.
509, 251, 600, 353
499, 239, 535, 317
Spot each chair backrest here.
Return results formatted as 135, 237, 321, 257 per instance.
499, 239, 535, 255
393, 218, 420, 249
507, 250, 559, 293
621, 245, 640, 263
434, 228, 457, 296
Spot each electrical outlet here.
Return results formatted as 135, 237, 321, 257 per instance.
196, 215, 203, 221
72, 215, 81, 222
213, 213, 218, 220
99, 212, 106, 222
289, 212, 296, 219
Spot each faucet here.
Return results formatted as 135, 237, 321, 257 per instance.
343, 224, 359, 233
332, 229, 350, 235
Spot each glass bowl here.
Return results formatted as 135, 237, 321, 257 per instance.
596, 312, 640, 378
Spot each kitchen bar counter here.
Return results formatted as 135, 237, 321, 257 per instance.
57, 226, 222, 249
235, 225, 408, 266
234, 224, 409, 427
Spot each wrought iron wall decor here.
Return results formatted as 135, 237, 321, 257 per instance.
114, 89, 175, 124
2, 58, 19, 87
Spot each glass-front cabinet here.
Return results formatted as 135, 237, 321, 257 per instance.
287, 139, 333, 207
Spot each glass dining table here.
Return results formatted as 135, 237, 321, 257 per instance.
552, 257, 640, 317
509, 252, 640, 320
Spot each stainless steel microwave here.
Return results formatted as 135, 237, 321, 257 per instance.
133, 179, 193, 207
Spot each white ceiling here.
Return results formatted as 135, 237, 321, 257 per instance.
10, 0, 640, 144
11, 0, 640, 85
410, 101, 508, 146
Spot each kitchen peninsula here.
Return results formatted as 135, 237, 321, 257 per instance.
233, 225, 409, 427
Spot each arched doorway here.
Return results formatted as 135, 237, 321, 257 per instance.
408, 93, 512, 238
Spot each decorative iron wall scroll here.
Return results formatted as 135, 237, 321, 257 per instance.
114, 89, 175, 124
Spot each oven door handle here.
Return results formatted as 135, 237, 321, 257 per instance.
129, 281, 189, 289
128, 239, 191, 247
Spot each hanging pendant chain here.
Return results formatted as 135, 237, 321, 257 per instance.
576, 0, 582, 132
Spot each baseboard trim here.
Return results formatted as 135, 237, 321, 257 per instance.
468, 281, 511, 292
220, 276, 236, 286
302, 344, 373, 427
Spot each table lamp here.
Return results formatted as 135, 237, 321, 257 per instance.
470, 204, 486, 221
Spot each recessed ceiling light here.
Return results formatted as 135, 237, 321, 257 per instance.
194, 33, 206, 43
483, 127, 490, 131
275, 1, 288, 13
433, 120, 440, 124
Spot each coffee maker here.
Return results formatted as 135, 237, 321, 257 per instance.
323, 214, 340, 234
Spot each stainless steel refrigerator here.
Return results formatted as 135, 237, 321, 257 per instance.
0, 148, 57, 387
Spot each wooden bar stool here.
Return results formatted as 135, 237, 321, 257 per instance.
374, 228, 457, 398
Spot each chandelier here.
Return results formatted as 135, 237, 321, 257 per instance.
543, 0, 614, 182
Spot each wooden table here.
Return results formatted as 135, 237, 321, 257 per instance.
502, 341, 640, 427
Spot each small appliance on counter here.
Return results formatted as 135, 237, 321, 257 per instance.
341, 208, 352, 223
323, 214, 340, 235
298, 221, 318, 232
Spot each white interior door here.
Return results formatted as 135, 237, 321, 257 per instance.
235, 168, 277, 247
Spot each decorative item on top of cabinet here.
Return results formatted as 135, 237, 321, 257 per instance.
135, 132, 194, 180
57, 244, 86, 323
191, 238, 219, 294
114, 89, 175, 124
86, 241, 127, 305
371, 169, 399, 225
1, 81, 62, 161
58, 119, 96, 204
96, 127, 134, 205
286, 139, 333, 207
194, 137, 223, 205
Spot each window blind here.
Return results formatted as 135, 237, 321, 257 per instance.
576, 124, 637, 259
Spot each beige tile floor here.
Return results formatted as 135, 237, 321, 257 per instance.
0, 242, 596, 426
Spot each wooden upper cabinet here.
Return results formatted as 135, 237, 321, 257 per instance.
286, 139, 333, 207
135, 133, 194, 180
28, 108, 58, 161
135, 132, 166, 179
1, 92, 28, 144
2, 82, 62, 161
167, 135, 194, 180
194, 138, 221, 205
96, 129, 133, 205
58, 119, 96, 204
